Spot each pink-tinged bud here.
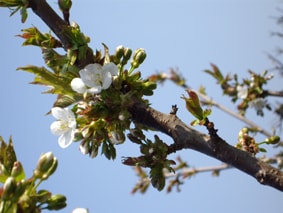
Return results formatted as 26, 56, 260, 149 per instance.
11, 161, 25, 181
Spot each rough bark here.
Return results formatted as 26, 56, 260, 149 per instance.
129, 101, 283, 191
26, 0, 283, 191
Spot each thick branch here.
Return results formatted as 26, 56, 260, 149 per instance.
129, 101, 283, 191
28, 0, 94, 68
28, 0, 71, 48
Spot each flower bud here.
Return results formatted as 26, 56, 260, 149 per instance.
13, 179, 26, 198
142, 81, 157, 95
58, 0, 72, 11
34, 152, 57, 179
2, 177, 17, 201
131, 48, 146, 69
41, 158, 58, 180
36, 189, 52, 203
11, 161, 25, 181
46, 194, 67, 210
122, 47, 132, 65
115, 45, 125, 59
265, 136, 280, 145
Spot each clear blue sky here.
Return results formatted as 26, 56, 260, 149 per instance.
0, 0, 282, 212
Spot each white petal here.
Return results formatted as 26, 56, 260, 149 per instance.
101, 72, 112, 89
85, 63, 102, 72
50, 121, 67, 136
87, 86, 101, 94
80, 64, 102, 87
71, 78, 87, 94
68, 118, 77, 129
58, 129, 74, 148
51, 107, 66, 120
103, 62, 118, 76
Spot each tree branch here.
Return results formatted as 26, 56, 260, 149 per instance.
129, 101, 283, 191
28, 0, 94, 68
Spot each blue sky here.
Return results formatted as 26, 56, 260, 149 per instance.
0, 0, 283, 212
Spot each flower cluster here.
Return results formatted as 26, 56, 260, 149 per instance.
50, 62, 118, 149
49, 46, 156, 159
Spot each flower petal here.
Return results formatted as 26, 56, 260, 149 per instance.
71, 78, 87, 94
51, 107, 66, 120
87, 86, 101, 95
103, 62, 118, 76
101, 71, 112, 89
80, 64, 102, 87
58, 128, 74, 148
50, 121, 66, 136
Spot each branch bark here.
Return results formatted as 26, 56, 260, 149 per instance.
26, 0, 283, 191
28, 0, 94, 69
129, 101, 283, 191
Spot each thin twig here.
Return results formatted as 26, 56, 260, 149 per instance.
183, 84, 276, 139
164, 163, 231, 178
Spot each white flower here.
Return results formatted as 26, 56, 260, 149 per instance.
50, 107, 76, 148
72, 208, 89, 213
71, 62, 118, 95
249, 98, 266, 111
236, 85, 248, 99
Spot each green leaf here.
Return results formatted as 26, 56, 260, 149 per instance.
18, 65, 74, 96
259, 147, 267, 153
204, 63, 224, 83
5, 137, 17, 174
20, 6, 28, 23
181, 90, 203, 120
150, 165, 165, 191
53, 95, 76, 108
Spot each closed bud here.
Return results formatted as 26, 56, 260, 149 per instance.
122, 47, 132, 65
46, 194, 67, 210
143, 81, 157, 90
115, 45, 125, 59
13, 180, 26, 198
58, 0, 72, 11
41, 158, 58, 180
34, 152, 57, 180
265, 136, 280, 145
2, 177, 17, 200
131, 48, 146, 69
36, 189, 52, 203
11, 161, 25, 181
